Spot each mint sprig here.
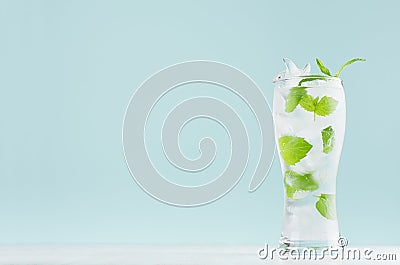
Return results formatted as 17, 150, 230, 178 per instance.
334, 58, 366, 77
321, 126, 335, 154
315, 193, 337, 220
299, 94, 338, 121
299, 94, 317, 112
284, 170, 319, 200
278, 136, 313, 166
315, 57, 366, 77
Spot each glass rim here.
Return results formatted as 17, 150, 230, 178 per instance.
272, 75, 342, 84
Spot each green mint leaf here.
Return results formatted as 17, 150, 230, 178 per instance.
313, 96, 320, 106
321, 126, 335, 154
299, 75, 327, 78
316, 58, 332, 76
285, 87, 307, 113
284, 170, 319, 200
299, 94, 316, 112
334, 58, 366, 77
285, 185, 297, 201
299, 95, 338, 121
315, 193, 337, 220
314, 96, 338, 116
278, 136, 313, 166
298, 76, 327, 86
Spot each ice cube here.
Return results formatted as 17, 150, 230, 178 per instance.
273, 58, 311, 82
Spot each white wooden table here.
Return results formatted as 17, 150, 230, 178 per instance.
0, 245, 398, 264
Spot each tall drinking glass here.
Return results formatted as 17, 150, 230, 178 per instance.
273, 76, 345, 248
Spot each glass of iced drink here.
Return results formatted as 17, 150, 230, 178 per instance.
273, 59, 346, 248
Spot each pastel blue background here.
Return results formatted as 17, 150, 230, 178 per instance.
0, 0, 398, 245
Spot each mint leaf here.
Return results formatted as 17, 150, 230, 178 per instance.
299, 74, 327, 78
299, 95, 337, 121
285, 185, 296, 201
298, 76, 327, 86
334, 58, 366, 77
316, 58, 332, 76
284, 170, 319, 200
278, 136, 313, 166
314, 96, 338, 116
315, 193, 337, 220
299, 94, 316, 112
285, 87, 307, 113
321, 126, 335, 154
313, 96, 320, 106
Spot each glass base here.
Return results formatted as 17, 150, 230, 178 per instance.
279, 236, 339, 249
